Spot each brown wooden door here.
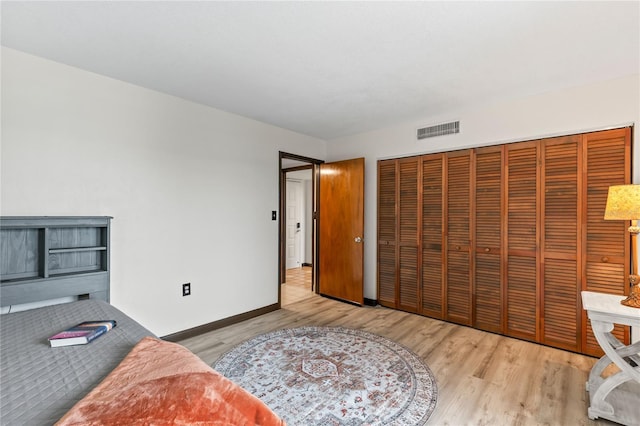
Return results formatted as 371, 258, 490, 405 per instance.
445, 150, 472, 325
377, 159, 397, 308
474, 146, 504, 333
421, 154, 445, 318
319, 158, 365, 305
582, 128, 631, 356
398, 157, 420, 312
505, 141, 539, 341
540, 135, 582, 351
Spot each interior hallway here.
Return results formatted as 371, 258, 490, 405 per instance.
282, 266, 313, 305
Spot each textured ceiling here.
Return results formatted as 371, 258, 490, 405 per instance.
2, 1, 638, 140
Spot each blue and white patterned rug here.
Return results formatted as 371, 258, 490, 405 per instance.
212, 326, 438, 425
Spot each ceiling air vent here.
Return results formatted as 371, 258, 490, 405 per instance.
417, 121, 460, 140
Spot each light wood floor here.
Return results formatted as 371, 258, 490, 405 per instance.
281, 266, 315, 305
284, 265, 312, 288
179, 271, 613, 425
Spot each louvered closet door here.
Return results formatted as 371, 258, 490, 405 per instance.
582, 128, 631, 356
505, 142, 539, 341
398, 158, 420, 312
474, 147, 504, 333
540, 136, 581, 351
378, 160, 397, 308
446, 151, 472, 325
377, 160, 397, 308
421, 154, 445, 318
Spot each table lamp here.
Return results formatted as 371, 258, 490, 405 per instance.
604, 184, 640, 308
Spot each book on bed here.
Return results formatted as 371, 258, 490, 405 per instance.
49, 320, 117, 347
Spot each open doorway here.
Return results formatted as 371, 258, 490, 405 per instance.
279, 152, 323, 305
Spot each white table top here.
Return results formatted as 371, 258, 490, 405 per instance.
582, 291, 640, 327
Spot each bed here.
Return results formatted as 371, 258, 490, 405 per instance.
1, 299, 154, 424
0, 216, 284, 425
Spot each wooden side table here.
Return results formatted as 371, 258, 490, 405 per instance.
582, 291, 640, 425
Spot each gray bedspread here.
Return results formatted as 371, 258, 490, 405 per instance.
0, 300, 154, 425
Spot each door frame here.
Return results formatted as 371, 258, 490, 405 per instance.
279, 152, 324, 301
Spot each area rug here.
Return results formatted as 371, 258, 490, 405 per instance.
212, 326, 438, 425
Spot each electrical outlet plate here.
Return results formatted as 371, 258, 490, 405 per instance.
182, 283, 191, 296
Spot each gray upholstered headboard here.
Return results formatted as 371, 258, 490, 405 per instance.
0, 216, 112, 307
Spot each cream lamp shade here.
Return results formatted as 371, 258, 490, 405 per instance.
604, 184, 640, 308
604, 184, 640, 220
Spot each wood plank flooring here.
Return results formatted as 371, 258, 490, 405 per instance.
179, 277, 613, 425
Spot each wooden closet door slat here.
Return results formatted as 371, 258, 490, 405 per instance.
582, 128, 631, 356
422, 154, 444, 318
474, 147, 503, 333
505, 142, 538, 340
398, 158, 420, 312
544, 258, 579, 347
377, 160, 397, 308
541, 136, 581, 351
446, 151, 471, 325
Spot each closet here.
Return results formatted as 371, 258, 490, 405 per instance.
377, 127, 631, 356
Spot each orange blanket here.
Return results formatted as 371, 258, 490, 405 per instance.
56, 337, 285, 426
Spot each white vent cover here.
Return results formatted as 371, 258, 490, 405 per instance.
417, 121, 460, 139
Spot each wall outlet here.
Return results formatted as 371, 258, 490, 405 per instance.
182, 283, 191, 297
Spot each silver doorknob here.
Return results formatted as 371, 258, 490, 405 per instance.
354, 237, 363, 243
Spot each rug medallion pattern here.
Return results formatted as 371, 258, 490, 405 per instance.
213, 326, 438, 425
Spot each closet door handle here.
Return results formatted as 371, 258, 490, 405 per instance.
485, 247, 491, 252
601, 256, 609, 263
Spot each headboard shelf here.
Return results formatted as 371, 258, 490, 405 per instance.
50, 246, 108, 254
1, 270, 107, 283
1, 216, 112, 307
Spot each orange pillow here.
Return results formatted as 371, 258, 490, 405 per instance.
56, 336, 285, 426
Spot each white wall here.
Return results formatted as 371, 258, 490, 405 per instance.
2, 46, 638, 340
326, 74, 640, 301
0, 47, 327, 336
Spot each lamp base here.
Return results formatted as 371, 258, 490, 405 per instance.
621, 275, 640, 308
